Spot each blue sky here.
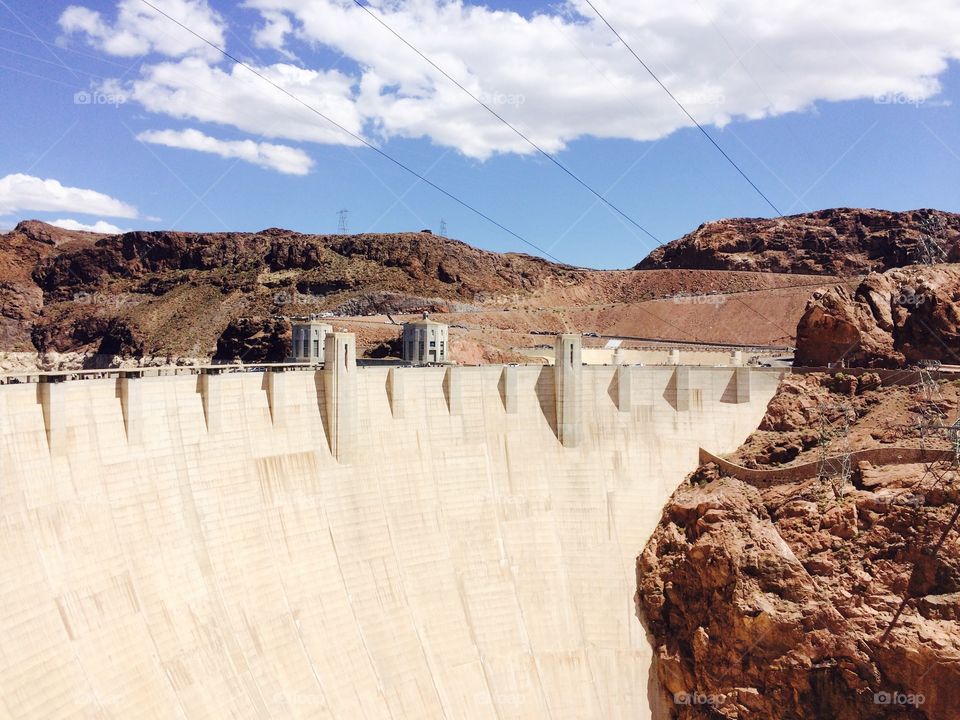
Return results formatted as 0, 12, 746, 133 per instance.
1, 0, 959, 268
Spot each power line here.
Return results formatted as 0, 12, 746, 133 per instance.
582, 0, 783, 217
137, 0, 565, 264
350, 0, 659, 246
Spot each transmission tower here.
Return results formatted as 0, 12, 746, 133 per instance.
949, 419, 960, 461
915, 363, 959, 461
817, 401, 855, 499
880, 365, 960, 642
337, 209, 349, 233
917, 364, 947, 434
439, 218, 447, 237
916, 216, 948, 265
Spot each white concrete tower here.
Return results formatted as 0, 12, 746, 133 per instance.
290, 320, 332, 363
401, 313, 449, 364
323, 332, 357, 462
554, 333, 583, 447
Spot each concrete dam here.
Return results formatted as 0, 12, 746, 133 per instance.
0, 334, 783, 719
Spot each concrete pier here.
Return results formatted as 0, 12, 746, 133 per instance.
198, 371, 222, 433
265, 369, 287, 427
615, 364, 632, 413
37, 377, 65, 455
736, 366, 752, 403
118, 374, 144, 445
672, 366, 691, 412
324, 332, 357, 462
555, 334, 583, 447
444, 366, 462, 415
501, 364, 519, 414
388, 366, 406, 419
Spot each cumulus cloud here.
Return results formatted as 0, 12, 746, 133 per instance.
59, 0, 225, 60
106, 58, 363, 146
62, 0, 960, 159
0, 174, 139, 218
137, 127, 314, 174
50, 218, 127, 233
252, 10, 295, 54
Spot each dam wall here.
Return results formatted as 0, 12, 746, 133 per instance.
0, 343, 783, 719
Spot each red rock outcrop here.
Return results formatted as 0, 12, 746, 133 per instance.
637, 208, 960, 275
0, 221, 90, 350
795, 265, 960, 367
30, 226, 575, 302
637, 376, 960, 719
213, 317, 291, 363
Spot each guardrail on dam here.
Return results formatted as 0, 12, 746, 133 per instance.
0, 333, 784, 719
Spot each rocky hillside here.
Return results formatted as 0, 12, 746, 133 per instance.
637, 373, 960, 719
0, 219, 845, 366
637, 208, 960, 275
795, 265, 960, 368
0, 220, 580, 360
4, 208, 956, 367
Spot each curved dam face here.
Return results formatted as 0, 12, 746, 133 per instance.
0, 336, 782, 719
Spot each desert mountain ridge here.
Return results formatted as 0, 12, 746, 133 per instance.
637, 207, 960, 275
1, 207, 956, 366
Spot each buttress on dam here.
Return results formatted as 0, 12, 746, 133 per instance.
0, 334, 782, 719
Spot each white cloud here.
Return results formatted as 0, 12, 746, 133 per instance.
50, 218, 127, 233
252, 10, 295, 54
137, 127, 314, 174
63, 0, 960, 159
106, 57, 363, 146
59, 0, 225, 60
0, 174, 139, 218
